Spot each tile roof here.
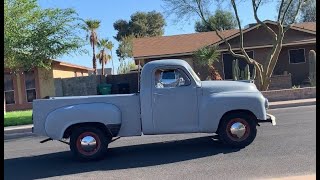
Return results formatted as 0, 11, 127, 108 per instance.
292, 22, 316, 32
51, 59, 94, 71
133, 21, 316, 59
133, 29, 238, 58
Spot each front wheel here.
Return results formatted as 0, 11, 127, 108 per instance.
70, 127, 110, 161
217, 112, 257, 148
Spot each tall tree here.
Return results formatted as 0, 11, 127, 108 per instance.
4, 0, 86, 71
82, 19, 101, 74
195, 9, 237, 32
277, 0, 315, 24
162, 0, 305, 90
105, 41, 115, 75
113, 11, 166, 60
116, 35, 135, 60
96, 39, 112, 76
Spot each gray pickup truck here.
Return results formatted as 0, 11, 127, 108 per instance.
32, 59, 276, 161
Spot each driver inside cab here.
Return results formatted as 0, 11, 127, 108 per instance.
155, 69, 164, 88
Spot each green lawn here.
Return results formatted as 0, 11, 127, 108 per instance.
4, 110, 33, 127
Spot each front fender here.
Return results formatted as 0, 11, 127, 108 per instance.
199, 92, 266, 133
45, 103, 121, 140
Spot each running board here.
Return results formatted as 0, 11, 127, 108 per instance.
40, 138, 69, 145
40, 138, 52, 143
110, 137, 121, 143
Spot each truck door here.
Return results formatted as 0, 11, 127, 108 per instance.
152, 67, 198, 134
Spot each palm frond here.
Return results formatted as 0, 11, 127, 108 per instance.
98, 38, 108, 48
96, 49, 112, 65
84, 19, 101, 30
194, 45, 220, 66
105, 54, 112, 64
106, 41, 114, 50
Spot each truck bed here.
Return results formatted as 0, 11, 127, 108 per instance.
33, 94, 142, 137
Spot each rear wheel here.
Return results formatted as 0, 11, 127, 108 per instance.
70, 126, 110, 161
218, 112, 257, 148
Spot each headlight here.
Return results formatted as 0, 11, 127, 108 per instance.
265, 98, 269, 109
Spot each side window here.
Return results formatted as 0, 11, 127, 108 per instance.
154, 68, 191, 88
4, 73, 15, 105
24, 71, 37, 102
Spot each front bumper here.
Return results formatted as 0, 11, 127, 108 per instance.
258, 113, 276, 126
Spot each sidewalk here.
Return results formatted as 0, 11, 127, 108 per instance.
4, 98, 316, 136
262, 174, 316, 180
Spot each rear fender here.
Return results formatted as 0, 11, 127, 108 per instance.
45, 103, 121, 140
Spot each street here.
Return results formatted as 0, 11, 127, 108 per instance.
4, 105, 316, 180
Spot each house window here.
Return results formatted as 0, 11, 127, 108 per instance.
24, 71, 36, 103
4, 73, 15, 105
289, 49, 305, 64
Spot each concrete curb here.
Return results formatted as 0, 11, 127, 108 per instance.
269, 98, 316, 109
4, 125, 33, 135
4, 99, 316, 138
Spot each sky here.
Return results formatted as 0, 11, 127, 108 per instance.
38, 0, 278, 74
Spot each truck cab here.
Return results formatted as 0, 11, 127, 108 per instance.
140, 60, 201, 135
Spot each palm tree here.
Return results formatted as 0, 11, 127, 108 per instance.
194, 45, 222, 80
105, 41, 115, 75
82, 19, 101, 75
96, 39, 112, 76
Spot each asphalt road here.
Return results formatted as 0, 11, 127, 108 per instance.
4, 105, 316, 180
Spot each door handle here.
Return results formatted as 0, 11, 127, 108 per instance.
153, 92, 163, 96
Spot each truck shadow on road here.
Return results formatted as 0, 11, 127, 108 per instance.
4, 135, 241, 180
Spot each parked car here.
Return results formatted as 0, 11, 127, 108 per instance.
32, 59, 276, 161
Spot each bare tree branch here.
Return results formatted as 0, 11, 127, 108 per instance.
266, 28, 284, 79
284, 0, 304, 33
254, 61, 264, 85
195, 0, 249, 61
251, 0, 277, 38
277, 0, 285, 21
230, 0, 252, 63
194, 0, 207, 21
195, 0, 260, 66
256, 0, 263, 10
281, 0, 294, 24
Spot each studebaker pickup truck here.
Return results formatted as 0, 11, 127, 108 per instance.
32, 59, 276, 161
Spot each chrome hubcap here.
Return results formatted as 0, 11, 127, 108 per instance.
80, 136, 97, 152
230, 122, 246, 139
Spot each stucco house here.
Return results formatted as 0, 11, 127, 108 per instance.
4, 59, 93, 111
133, 20, 316, 86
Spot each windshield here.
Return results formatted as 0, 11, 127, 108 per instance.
187, 66, 201, 83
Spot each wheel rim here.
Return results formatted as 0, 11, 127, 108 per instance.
226, 118, 250, 142
76, 132, 101, 156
